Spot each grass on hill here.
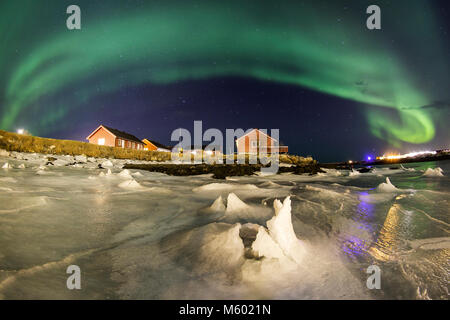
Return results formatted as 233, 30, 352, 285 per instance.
0, 130, 171, 161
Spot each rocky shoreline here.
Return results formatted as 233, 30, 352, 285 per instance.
124, 162, 325, 179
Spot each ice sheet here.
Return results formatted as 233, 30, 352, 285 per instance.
0, 152, 449, 299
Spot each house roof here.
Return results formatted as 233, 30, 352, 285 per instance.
142, 139, 170, 150
86, 125, 144, 144
235, 128, 278, 142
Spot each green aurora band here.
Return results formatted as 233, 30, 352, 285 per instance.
0, 0, 447, 146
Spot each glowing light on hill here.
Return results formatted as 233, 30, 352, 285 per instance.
377, 150, 437, 160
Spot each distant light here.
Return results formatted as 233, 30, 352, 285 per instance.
367, 156, 372, 161
377, 150, 436, 161
205, 150, 213, 155
348, 160, 353, 164
17, 128, 24, 135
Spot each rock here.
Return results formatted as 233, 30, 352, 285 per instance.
278, 164, 325, 175
122, 162, 325, 178
0, 149, 10, 157
123, 163, 261, 178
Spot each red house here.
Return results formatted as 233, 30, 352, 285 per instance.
235, 129, 288, 154
142, 139, 171, 152
86, 125, 145, 150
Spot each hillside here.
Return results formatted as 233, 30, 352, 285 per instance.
0, 129, 315, 165
0, 130, 171, 161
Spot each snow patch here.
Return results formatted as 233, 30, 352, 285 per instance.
118, 179, 144, 190
348, 169, 360, 177
400, 164, 415, 172
423, 167, 444, 177
131, 171, 143, 177
251, 226, 285, 259
117, 169, 133, 179
99, 169, 112, 177
209, 196, 226, 212
161, 222, 244, 275
376, 177, 399, 193
266, 197, 305, 264
259, 181, 282, 188
101, 160, 114, 167
2, 162, 12, 169
218, 193, 273, 224
318, 168, 343, 177
226, 193, 251, 213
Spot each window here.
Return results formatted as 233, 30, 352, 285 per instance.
98, 138, 105, 145
251, 140, 257, 148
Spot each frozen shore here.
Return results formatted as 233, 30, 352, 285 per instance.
0, 149, 449, 300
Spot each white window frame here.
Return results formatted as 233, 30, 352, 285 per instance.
251, 140, 257, 148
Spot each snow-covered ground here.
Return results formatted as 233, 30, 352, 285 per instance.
0, 151, 449, 299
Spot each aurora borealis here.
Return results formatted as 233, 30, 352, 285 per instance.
0, 0, 449, 161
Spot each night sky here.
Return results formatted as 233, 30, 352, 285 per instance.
0, 0, 449, 162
